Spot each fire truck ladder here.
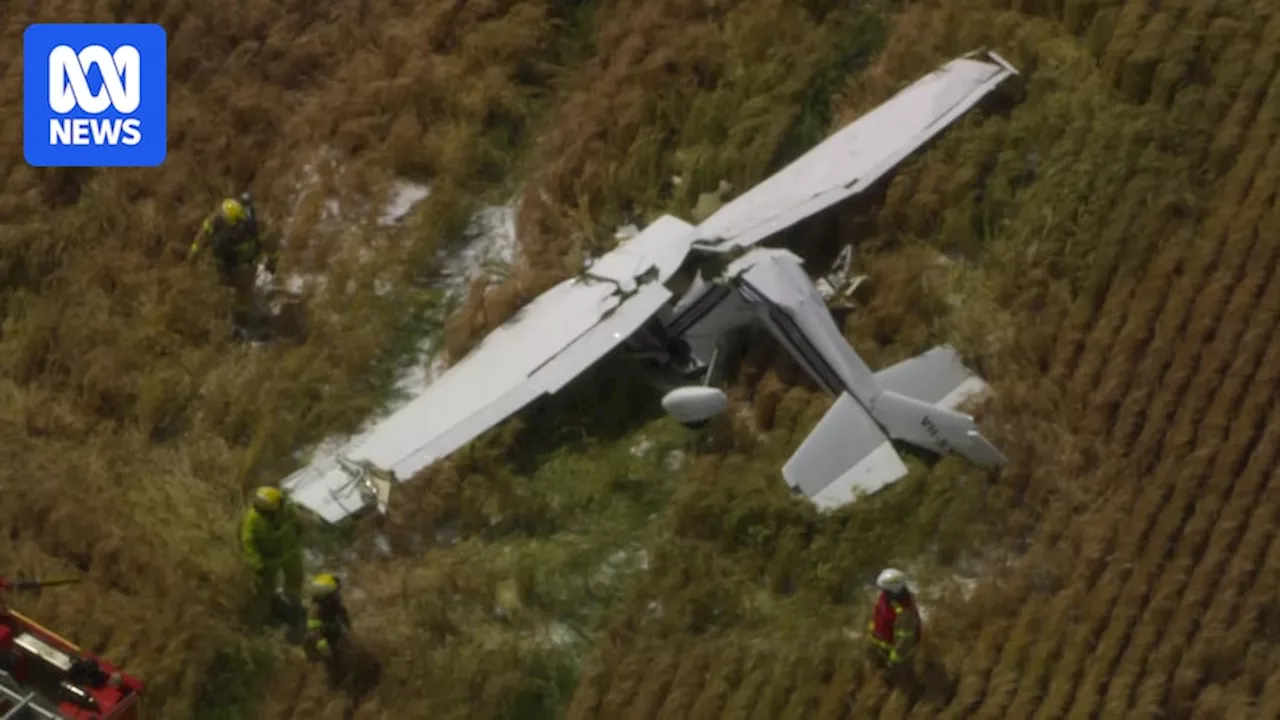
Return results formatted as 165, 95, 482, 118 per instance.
0, 671, 61, 720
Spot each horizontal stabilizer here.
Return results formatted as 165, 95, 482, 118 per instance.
870, 390, 1007, 467
782, 392, 909, 508
873, 345, 989, 410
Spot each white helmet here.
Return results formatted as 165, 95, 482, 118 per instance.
876, 568, 907, 593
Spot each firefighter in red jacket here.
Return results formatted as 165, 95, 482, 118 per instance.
868, 568, 922, 667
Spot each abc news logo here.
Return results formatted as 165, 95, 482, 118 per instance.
48, 44, 143, 146
23, 24, 167, 168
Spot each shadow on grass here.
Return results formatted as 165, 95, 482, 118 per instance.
192, 638, 277, 720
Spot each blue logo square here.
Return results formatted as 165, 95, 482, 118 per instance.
23, 23, 167, 168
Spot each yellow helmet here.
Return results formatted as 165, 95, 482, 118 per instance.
221, 198, 246, 223
253, 486, 283, 513
310, 572, 339, 598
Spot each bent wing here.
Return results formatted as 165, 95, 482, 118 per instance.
585, 214, 697, 287
284, 278, 672, 523
693, 50, 1018, 253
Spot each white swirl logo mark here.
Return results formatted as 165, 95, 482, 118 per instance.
47, 44, 141, 115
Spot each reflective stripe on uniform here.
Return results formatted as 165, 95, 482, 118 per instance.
868, 624, 893, 651
893, 601, 917, 639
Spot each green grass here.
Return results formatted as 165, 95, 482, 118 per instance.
192, 637, 278, 720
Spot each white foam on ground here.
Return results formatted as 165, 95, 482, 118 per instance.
287, 188, 521, 479
396, 198, 520, 395
380, 180, 431, 226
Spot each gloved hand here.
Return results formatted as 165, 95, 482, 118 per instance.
888, 649, 905, 665
316, 638, 331, 657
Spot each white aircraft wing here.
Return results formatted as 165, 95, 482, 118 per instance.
282, 218, 697, 523
286, 280, 672, 522
692, 50, 1018, 253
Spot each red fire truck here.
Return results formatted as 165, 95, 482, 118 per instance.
0, 578, 144, 719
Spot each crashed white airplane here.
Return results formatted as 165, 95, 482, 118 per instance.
285, 50, 1018, 523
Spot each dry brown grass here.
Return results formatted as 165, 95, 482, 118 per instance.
7, 0, 1278, 716
553, 0, 1280, 717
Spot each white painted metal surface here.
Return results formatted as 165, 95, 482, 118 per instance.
692, 51, 1018, 253
874, 345, 986, 408
585, 214, 696, 286
782, 391, 907, 502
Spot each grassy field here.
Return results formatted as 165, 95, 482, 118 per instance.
3, 0, 1278, 717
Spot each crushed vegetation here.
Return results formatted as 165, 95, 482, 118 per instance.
2, 0, 1277, 717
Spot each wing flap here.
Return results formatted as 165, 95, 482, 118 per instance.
782, 392, 908, 506
381, 284, 673, 476
347, 279, 619, 472
529, 283, 674, 393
